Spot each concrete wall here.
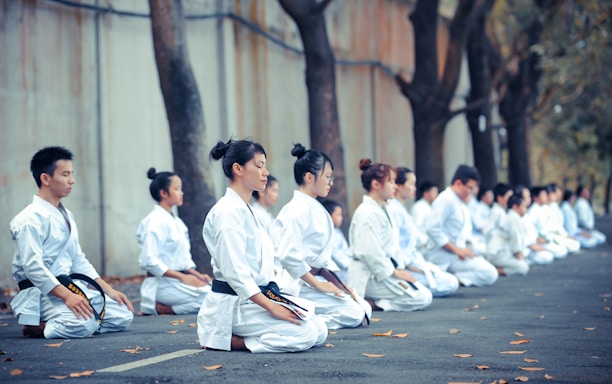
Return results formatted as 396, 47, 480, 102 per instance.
0, 0, 472, 286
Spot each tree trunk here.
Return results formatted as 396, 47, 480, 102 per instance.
466, 0, 497, 188
149, 0, 217, 274
604, 174, 611, 215
397, 0, 477, 187
278, 0, 350, 231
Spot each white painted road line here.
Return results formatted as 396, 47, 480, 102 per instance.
97, 349, 205, 373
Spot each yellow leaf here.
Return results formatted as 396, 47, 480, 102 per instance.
10, 369, 24, 375
449, 328, 460, 334
519, 367, 545, 371
499, 350, 527, 355
325, 343, 334, 348
544, 374, 554, 380
167, 330, 179, 334
523, 358, 539, 363
514, 332, 524, 337
362, 353, 385, 358
454, 354, 473, 358
45, 342, 63, 348
49, 375, 68, 380
69, 370, 95, 378
583, 327, 596, 331
370, 318, 382, 322
477, 365, 490, 370
372, 329, 392, 337
391, 333, 408, 338
509, 339, 531, 345
514, 376, 529, 381
189, 323, 196, 327
120, 348, 140, 354
203, 365, 222, 371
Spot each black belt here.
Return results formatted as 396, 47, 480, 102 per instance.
212, 279, 307, 312
18, 273, 106, 324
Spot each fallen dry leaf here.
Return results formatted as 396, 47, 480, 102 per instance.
454, 354, 473, 358
480, 316, 488, 320
169, 320, 181, 325
328, 331, 337, 335
167, 330, 179, 334
120, 345, 150, 354
572, 310, 579, 314
523, 358, 539, 363
499, 380, 509, 384
583, 327, 596, 331
362, 353, 385, 358
203, 365, 222, 371
45, 342, 63, 348
189, 323, 196, 327
519, 367, 545, 371
69, 370, 95, 377
449, 328, 460, 334
0, 350, 6, 354
534, 293, 544, 297
499, 350, 527, 355
477, 365, 490, 370
325, 343, 334, 348
10, 369, 24, 375
514, 332, 524, 337
372, 329, 393, 337
544, 374, 554, 380
0, 323, 8, 326
370, 318, 382, 322
536, 315, 545, 319
604, 306, 610, 311
391, 333, 408, 338
5, 357, 14, 362
509, 339, 531, 345
514, 376, 529, 382
49, 375, 69, 380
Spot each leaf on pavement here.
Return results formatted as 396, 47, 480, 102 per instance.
476, 365, 489, 370
514, 376, 529, 382
536, 315, 545, 319
583, 327, 596, 331
519, 367, 544, 371
534, 293, 544, 297
372, 330, 392, 337
203, 365, 222, 371
49, 375, 68, 380
499, 350, 527, 355
509, 339, 531, 345
325, 343, 334, 348
449, 328, 460, 334
5, 357, 14, 362
328, 331, 337, 335
169, 320, 181, 325
189, 323, 196, 327
362, 353, 385, 358
10, 369, 24, 375
514, 332, 524, 337
69, 370, 94, 377
544, 374, 554, 380
391, 333, 408, 338
498, 380, 509, 384
454, 354, 473, 358
480, 316, 488, 320
167, 330, 179, 334
0, 323, 8, 326
523, 358, 539, 363
572, 310, 579, 314
45, 342, 63, 348
120, 345, 150, 354
603, 306, 610, 311
370, 318, 382, 322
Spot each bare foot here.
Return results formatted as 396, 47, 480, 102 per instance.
23, 321, 47, 338
155, 302, 175, 315
231, 334, 247, 350
365, 298, 383, 311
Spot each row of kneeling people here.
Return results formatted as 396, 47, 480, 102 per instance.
8, 142, 606, 354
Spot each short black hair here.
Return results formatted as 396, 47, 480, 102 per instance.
451, 164, 480, 184
30, 146, 74, 188
507, 194, 523, 210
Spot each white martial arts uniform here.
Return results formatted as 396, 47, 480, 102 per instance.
468, 198, 490, 254
347, 196, 433, 312
485, 210, 529, 276
329, 227, 353, 282
198, 188, 327, 353
426, 188, 499, 287
561, 201, 601, 248
410, 199, 435, 253
520, 214, 556, 265
136, 205, 210, 315
249, 201, 282, 274
387, 198, 459, 297
275, 190, 370, 329
528, 203, 579, 256
10, 196, 133, 339
574, 197, 607, 246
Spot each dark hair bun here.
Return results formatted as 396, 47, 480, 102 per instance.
359, 158, 373, 171
210, 140, 230, 160
147, 167, 157, 180
291, 143, 307, 159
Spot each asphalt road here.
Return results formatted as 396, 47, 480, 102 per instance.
1, 217, 611, 384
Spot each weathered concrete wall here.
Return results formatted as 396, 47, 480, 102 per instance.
0, 0, 472, 286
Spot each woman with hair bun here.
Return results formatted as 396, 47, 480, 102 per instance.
275, 144, 371, 329
136, 168, 211, 315
198, 139, 328, 353
347, 159, 433, 312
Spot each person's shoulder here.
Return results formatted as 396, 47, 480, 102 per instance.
10, 201, 48, 229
